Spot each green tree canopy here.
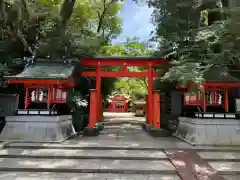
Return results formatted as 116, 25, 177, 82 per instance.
150, 0, 240, 87
0, 0, 123, 87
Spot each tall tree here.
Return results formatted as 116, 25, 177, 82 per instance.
0, 0, 123, 86
150, 0, 240, 86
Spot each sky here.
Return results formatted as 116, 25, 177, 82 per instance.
112, 0, 154, 44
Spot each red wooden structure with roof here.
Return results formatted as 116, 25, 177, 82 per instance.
107, 96, 129, 112
183, 66, 240, 113
6, 59, 78, 109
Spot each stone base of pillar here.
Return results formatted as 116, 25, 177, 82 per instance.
0, 115, 76, 142
83, 126, 101, 136
142, 123, 171, 137
96, 122, 104, 131
148, 128, 171, 137
141, 123, 152, 132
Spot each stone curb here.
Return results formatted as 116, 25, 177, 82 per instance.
219, 171, 240, 175
0, 167, 177, 174
1, 154, 239, 162
0, 154, 168, 160
5, 145, 166, 150
5, 145, 240, 151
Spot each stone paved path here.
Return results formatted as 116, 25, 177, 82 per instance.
0, 112, 240, 179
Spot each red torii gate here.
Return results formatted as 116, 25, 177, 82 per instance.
80, 57, 168, 131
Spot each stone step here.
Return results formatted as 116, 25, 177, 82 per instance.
103, 125, 142, 129
99, 130, 143, 137
0, 148, 168, 160
209, 161, 240, 174
4, 142, 168, 150
0, 157, 176, 174
223, 175, 240, 180
7, 142, 240, 151
0, 171, 182, 180
199, 152, 240, 161
100, 128, 143, 133
103, 121, 144, 126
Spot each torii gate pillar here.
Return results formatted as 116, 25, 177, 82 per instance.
147, 64, 153, 125
96, 62, 102, 122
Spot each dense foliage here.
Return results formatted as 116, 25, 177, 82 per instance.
149, 0, 240, 86
0, 0, 122, 87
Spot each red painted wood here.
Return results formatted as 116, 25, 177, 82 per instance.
24, 87, 29, 109
179, 82, 240, 90
99, 94, 103, 120
24, 85, 47, 88
147, 65, 153, 125
47, 86, 51, 109
88, 90, 97, 128
203, 92, 207, 112
203, 82, 240, 88
108, 96, 129, 112
122, 64, 127, 73
25, 87, 68, 109
225, 90, 229, 112
96, 62, 101, 122
81, 71, 160, 78
153, 92, 160, 129
165, 149, 226, 180
27, 100, 66, 103
184, 92, 202, 106
8, 79, 75, 86
80, 58, 168, 67
145, 95, 149, 124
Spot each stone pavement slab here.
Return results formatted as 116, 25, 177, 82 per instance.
0, 158, 100, 169
7, 139, 240, 151
93, 173, 181, 180
0, 172, 181, 180
209, 161, 240, 172
0, 148, 167, 159
99, 159, 174, 171
199, 152, 240, 160
223, 175, 240, 180
5, 137, 193, 149
0, 157, 175, 172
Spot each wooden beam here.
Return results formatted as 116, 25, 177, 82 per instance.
203, 82, 240, 88
80, 58, 168, 67
178, 82, 240, 89
81, 71, 160, 78
8, 79, 75, 86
